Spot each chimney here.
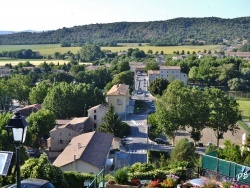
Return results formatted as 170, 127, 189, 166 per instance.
78, 143, 81, 149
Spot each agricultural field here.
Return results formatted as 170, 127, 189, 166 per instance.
0, 59, 70, 66
0, 44, 224, 56
102, 45, 225, 55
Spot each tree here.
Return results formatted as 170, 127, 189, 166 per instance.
78, 44, 103, 62
43, 82, 105, 118
98, 104, 127, 137
29, 81, 51, 104
145, 62, 159, 72
188, 66, 199, 84
21, 154, 66, 187
111, 70, 134, 86
117, 61, 130, 73
0, 112, 13, 151
6, 74, 31, 104
27, 109, 56, 150
170, 138, 196, 167
148, 78, 169, 96
156, 81, 188, 145
227, 78, 246, 91
218, 140, 243, 164
69, 65, 86, 76
204, 87, 241, 147
188, 87, 210, 145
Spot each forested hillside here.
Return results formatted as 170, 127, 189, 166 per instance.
0, 17, 250, 46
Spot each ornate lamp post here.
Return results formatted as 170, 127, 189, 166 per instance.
5, 112, 28, 188
147, 124, 152, 163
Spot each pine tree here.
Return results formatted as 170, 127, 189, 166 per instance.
98, 104, 122, 137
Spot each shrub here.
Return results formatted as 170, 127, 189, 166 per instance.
114, 168, 128, 184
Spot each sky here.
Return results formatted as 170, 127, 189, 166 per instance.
1, 0, 250, 31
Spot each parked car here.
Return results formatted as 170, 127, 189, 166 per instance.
197, 142, 204, 147
26, 149, 36, 155
155, 138, 169, 145
207, 142, 213, 146
148, 110, 155, 114
3, 178, 55, 188
121, 137, 133, 145
151, 103, 155, 108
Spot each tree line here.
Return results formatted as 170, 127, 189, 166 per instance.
0, 17, 250, 45
148, 80, 241, 147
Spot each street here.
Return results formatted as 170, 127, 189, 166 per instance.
118, 73, 207, 166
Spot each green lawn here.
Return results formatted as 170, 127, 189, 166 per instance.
237, 99, 250, 119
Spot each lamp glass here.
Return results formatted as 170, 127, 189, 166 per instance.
12, 126, 27, 143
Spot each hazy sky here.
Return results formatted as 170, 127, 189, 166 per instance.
1, 0, 250, 31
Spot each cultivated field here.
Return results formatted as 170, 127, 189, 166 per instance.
102, 45, 224, 54
0, 44, 224, 56
0, 59, 70, 66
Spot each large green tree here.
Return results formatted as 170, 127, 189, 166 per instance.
188, 87, 210, 145
6, 74, 32, 104
148, 78, 169, 96
145, 62, 159, 72
27, 109, 56, 150
156, 81, 188, 145
204, 87, 241, 147
78, 44, 103, 62
42, 82, 105, 118
29, 81, 52, 104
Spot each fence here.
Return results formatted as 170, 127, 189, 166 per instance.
202, 154, 250, 185
87, 167, 105, 188
225, 91, 250, 99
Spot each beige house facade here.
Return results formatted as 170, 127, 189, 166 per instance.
47, 117, 92, 153
0, 67, 13, 77
53, 131, 114, 173
106, 84, 130, 114
148, 66, 188, 85
87, 104, 108, 130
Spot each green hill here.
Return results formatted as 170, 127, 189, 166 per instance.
0, 17, 250, 46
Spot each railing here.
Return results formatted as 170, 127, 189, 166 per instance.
87, 167, 105, 188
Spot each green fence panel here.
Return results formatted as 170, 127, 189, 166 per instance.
202, 154, 250, 185
229, 162, 236, 177
218, 159, 230, 176
202, 155, 217, 171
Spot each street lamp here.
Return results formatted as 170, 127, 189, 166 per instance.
147, 124, 152, 163
5, 112, 28, 188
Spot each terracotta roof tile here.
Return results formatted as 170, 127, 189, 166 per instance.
106, 84, 129, 96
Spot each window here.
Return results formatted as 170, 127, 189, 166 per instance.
94, 124, 97, 129
94, 110, 96, 113
94, 115, 97, 120
59, 140, 63, 144
68, 132, 72, 136
59, 132, 62, 136
117, 99, 122, 105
